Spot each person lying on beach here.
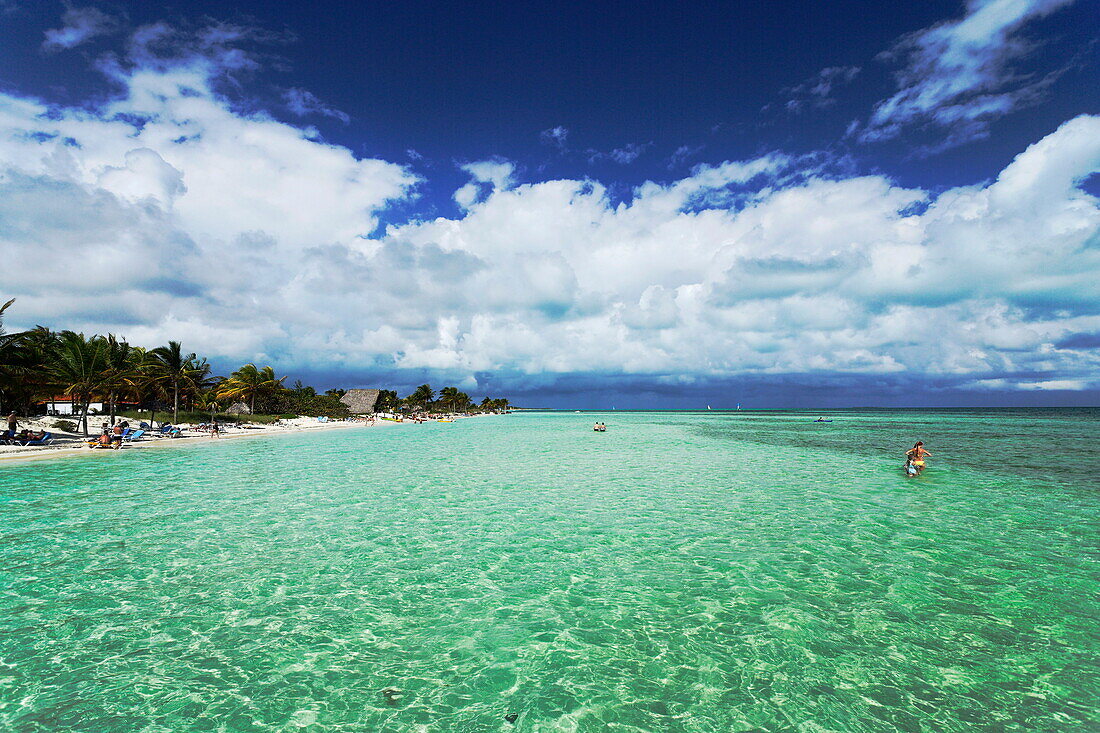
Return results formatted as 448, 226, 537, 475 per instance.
10, 429, 45, 444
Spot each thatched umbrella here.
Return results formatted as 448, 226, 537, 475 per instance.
226, 401, 251, 416
340, 389, 380, 415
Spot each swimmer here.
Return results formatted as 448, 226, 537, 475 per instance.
905, 441, 932, 474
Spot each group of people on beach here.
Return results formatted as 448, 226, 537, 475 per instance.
2, 413, 48, 445
85, 420, 131, 449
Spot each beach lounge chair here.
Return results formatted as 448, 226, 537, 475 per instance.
20, 432, 53, 446
124, 429, 145, 442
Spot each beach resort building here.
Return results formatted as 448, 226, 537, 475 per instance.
38, 395, 137, 416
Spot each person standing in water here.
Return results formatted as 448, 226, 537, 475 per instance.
905, 441, 932, 474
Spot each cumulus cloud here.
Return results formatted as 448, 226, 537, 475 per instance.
453, 159, 516, 209
864, 0, 1076, 145
0, 32, 414, 359
0, 24, 1097, 398
375, 118, 1099, 389
43, 7, 120, 50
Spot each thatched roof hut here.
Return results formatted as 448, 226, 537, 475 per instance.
226, 401, 252, 415
340, 389, 380, 414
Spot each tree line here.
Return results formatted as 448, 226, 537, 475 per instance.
374, 385, 511, 415
0, 299, 511, 436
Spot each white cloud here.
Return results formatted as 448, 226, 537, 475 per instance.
539, 125, 569, 150
0, 43, 415, 360
783, 66, 861, 113
43, 7, 120, 50
0, 31, 1097, 393
453, 159, 515, 209
864, 0, 1076, 144
667, 145, 704, 169
587, 142, 652, 165
282, 88, 351, 124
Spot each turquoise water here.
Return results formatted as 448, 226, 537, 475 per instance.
1, 410, 1097, 732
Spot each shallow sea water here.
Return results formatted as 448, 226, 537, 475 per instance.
1, 409, 1097, 732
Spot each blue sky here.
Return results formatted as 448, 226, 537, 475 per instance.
0, 0, 1098, 406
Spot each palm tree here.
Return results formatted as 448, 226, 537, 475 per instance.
376, 390, 399, 411
186, 357, 215, 410
150, 341, 196, 424
409, 384, 435, 412
217, 364, 286, 414
194, 388, 221, 424
50, 331, 107, 436
125, 347, 164, 427
0, 298, 31, 414
439, 386, 459, 413
100, 334, 136, 425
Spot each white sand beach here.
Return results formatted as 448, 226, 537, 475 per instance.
0, 414, 478, 464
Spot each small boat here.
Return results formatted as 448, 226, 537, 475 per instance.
813, 418, 833, 423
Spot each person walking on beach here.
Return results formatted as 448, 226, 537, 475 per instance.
6, 412, 16, 434
905, 441, 932, 474
211, 422, 220, 439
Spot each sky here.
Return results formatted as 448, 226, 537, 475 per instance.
0, 0, 1098, 408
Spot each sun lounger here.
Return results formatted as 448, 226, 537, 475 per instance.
19, 432, 53, 446
124, 429, 145, 442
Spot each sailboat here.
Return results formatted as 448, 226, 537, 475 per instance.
736, 403, 741, 411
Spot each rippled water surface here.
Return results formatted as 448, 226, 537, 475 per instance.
1, 409, 1098, 731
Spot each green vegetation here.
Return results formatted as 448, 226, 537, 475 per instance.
0, 298, 513, 434
115, 410, 289, 425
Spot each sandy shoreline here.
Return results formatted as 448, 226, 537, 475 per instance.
0, 415, 438, 465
